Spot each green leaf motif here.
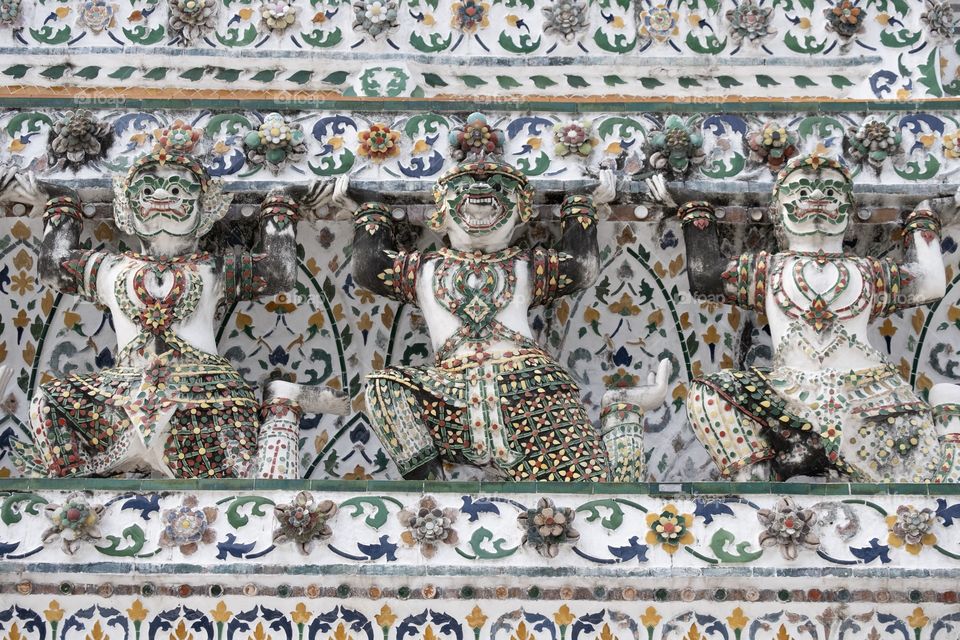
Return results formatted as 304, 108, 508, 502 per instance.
39, 66, 68, 80
301, 27, 344, 48
215, 24, 259, 47
701, 152, 745, 179
709, 528, 764, 563
576, 499, 624, 530
792, 75, 818, 88
566, 75, 589, 89
404, 113, 448, 139
180, 67, 206, 81
226, 496, 275, 529
122, 25, 165, 45
75, 66, 101, 80
917, 47, 943, 97
756, 74, 780, 87
422, 72, 447, 88
251, 69, 278, 83
783, 32, 826, 55
205, 113, 253, 137
516, 152, 550, 176
498, 32, 541, 54
410, 32, 452, 53
321, 70, 348, 85
339, 496, 401, 529
310, 149, 355, 176
603, 75, 626, 86
458, 75, 487, 88
497, 75, 523, 90
895, 156, 941, 181
531, 75, 558, 90
144, 67, 169, 81
716, 75, 742, 88
593, 28, 636, 53
289, 70, 315, 85
465, 527, 518, 559
2, 65, 28, 80
829, 75, 854, 90
108, 66, 137, 80
639, 77, 665, 90
1, 493, 47, 525
598, 117, 645, 140
30, 26, 72, 45
95, 525, 146, 557
685, 31, 726, 55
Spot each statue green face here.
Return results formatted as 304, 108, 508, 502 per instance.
776, 167, 853, 238
125, 165, 203, 238
436, 171, 525, 239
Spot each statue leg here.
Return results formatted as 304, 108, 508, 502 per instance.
364, 370, 444, 479
19, 377, 123, 477
929, 383, 960, 482
253, 380, 350, 479
599, 400, 646, 482
687, 373, 774, 480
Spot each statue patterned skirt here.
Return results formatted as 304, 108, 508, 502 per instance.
365, 350, 610, 481
689, 365, 944, 481
18, 358, 260, 478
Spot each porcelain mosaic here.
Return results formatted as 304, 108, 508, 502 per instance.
0, 0, 957, 99
0, 109, 958, 190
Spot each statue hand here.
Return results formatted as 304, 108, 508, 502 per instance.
274, 175, 358, 220
591, 168, 617, 206
601, 358, 671, 412
330, 174, 359, 220
643, 173, 678, 210
0, 168, 79, 217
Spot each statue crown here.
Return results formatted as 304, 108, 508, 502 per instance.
125, 120, 209, 191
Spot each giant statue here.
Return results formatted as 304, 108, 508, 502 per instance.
660, 154, 960, 482
352, 116, 667, 481
4, 121, 348, 479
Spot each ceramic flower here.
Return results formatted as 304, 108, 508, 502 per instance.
645, 503, 694, 554
158, 495, 218, 555
845, 119, 902, 174
645, 115, 705, 178
922, 0, 956, 40
887, 505, 938, 555
554, 121, 596, 158
153, 120, 201, 154
518, 497, 579, 558
451, 0, 489, 33
0, 0, 21, 26
824, 0, 864, 39
746, 121, 799, 172
638, 4, 679, 43
449, 112, 505, 161
543, 0, 590, 43
398, 496, 458, 558
47, 110, 113, 170
726, 0, 776, 45
42, 492, 105, 555
352, 0, 399, 39
78, 0, 115, 33
244, 112, 307, 174
757, 497, 820, 560
358, 123, 401, 163
169, 0, 218, 46
944, 131, 960, 159
260, 1, 298, 36
273, 491, 337, 554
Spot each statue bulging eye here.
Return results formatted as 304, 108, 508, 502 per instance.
799, 188, 809, 197
143, 187, 154, 196
170, 186, 181, 196
826, 188, 835, 197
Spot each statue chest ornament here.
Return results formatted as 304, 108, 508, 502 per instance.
114, 252, 206, 361
429, 247, 540, 361
772, 251, 872, 333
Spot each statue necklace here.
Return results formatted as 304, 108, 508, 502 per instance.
773, 250, 870, 333
115, 252, 206, 359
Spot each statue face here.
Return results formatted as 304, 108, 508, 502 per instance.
124, 165, 203, 238
436, 171, 525, 245
776, 167, 852, 239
